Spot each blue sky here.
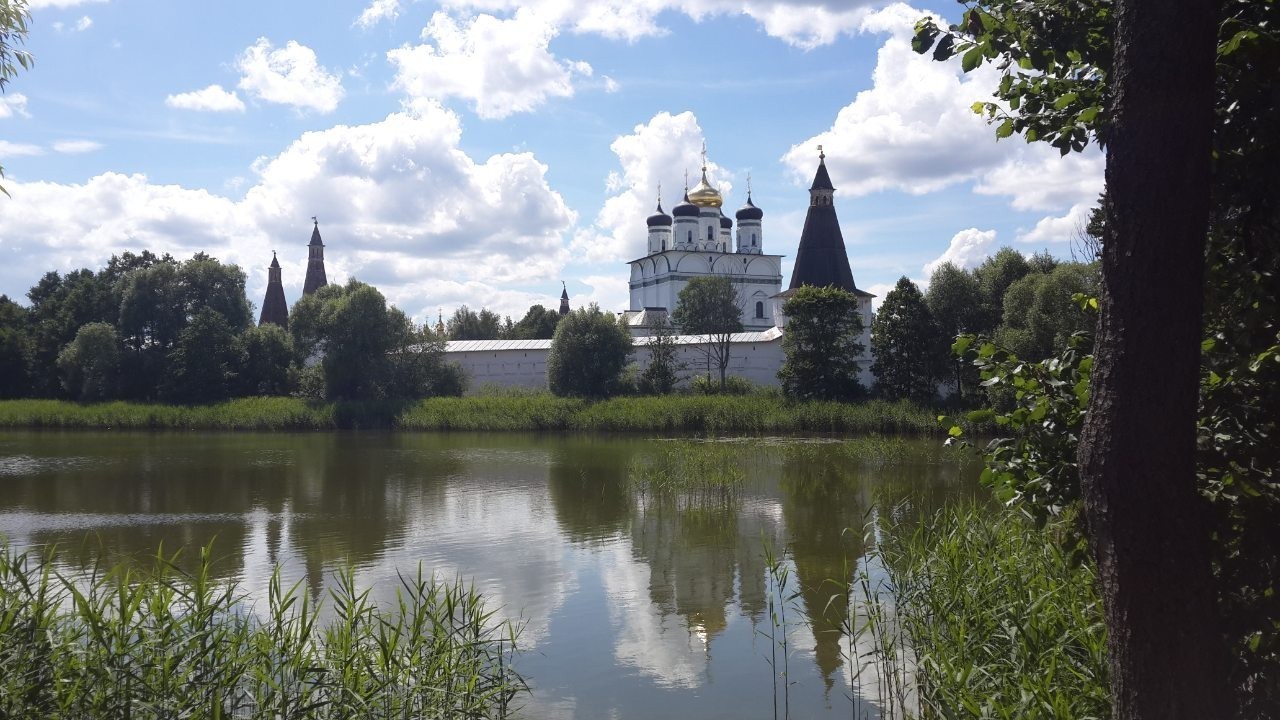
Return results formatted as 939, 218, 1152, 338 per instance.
0, 0, 1102, 321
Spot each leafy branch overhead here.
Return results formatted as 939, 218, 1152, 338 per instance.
911, 1, 1112, 154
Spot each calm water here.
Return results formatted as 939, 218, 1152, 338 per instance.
0, 431, 978, 719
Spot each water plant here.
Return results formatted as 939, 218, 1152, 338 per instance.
0, 542, 525, 719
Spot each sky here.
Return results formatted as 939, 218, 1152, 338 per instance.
0, 0, 1103, 322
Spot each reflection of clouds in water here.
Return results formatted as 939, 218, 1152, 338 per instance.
351, 479, 575, 649
599, 541, 706, 689
0, 454, 116, 476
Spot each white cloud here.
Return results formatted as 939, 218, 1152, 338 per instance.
52, 139, 102, 154
0, 102, 576, 323
974, 151, 1104, 212
0, 94, 30, 119
74, 15, 93, 31
236, 38, 345, 114
27, 0, 105, 9
439, 0, 876, 48
922, 228, 997, 276
1016, 202, 1092, 246
0, 140, 43, 156
580, 110, 735, 263
603, 76, 620, 93
356, 0, 400, 28
389, 10, 591, 120
165, 84, 246, 113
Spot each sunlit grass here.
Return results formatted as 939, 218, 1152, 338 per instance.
0, 394, 950, 435
0, 542, 525, 720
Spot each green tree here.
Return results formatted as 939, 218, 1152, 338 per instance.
0, 294, 32, 398
546, 305, 632, 398
914, 0, 1260, 711
27, 268, 116, 395
997, 263, 1099, 360
871, 277, 945, 404
777, 285, 865, 401
973, 248, 1032, 332
447, 306, 503, 340
164, 309, 237, 404
672, 276, 742, 388
235, 324, 295, 396
320, 282, 408, 400
505, 304, 561, 340
0, 0, 33, 195
55, 322, 121, 401
926, 262, 985, 398
637, 317, 684, 395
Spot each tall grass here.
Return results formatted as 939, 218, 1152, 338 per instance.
851, 505, 1110, 719
0, 543, 525, 720
625, 440, 746, 505
0, 394, 950, 435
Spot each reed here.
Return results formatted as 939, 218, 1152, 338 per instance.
0, 542, 525, 720
0, 394, 952, 435
625, 440, 746, 505
852, 505, 1110, 719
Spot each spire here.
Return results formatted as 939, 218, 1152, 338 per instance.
302, 219, 328, 295
435, 308, 445, 335
789, 150, 857, 293
559, 281, 570, 316
259, 251, 289, 328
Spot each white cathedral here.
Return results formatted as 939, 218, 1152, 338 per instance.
443, 148, 876, 390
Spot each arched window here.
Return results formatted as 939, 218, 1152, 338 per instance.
687, 230, 693, 244
752, 233, 757, 246
755, 301, 764, 319
707, 226, 714, 242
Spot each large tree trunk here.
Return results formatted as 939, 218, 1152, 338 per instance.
1077, 0, 1228, 717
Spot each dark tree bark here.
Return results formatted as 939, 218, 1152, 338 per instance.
1077, 0, 1229, 717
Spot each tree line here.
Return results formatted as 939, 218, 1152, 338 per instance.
870, 246, 1101, 406
0, 251, 463, 403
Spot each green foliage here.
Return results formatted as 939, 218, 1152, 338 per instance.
926, 262, 986, 399
875, 504, 1109, 717
164, 309, 238, 404
0, 542, 525, 719
997, 263, 1099, 360
447, 305, 504, 340
946, 332, 1093, 538
315, 281, 417, 400
673, 275, 742, 387
778, 285, 865, 401
547, 305, 633, 398
689, 373, 753, 395
0, 0, 32, 194
55, 322, 121, 402
505, 304, 561, 340
0, 393, 957, 435
974, 247, 1033, 330
0, 294, 32, 398
911, 0, 1112, 154
625, 441, 745, 500
235, 323, 295, 396
637, 318, 683, 394
871, 276, 947, 404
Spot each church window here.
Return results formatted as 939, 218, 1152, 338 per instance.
707, 226, 714, 242
752, 233, 757, 246
687, 230, 693, 244
755, 301, 764, 319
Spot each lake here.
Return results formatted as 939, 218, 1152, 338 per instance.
0, 431, 979, 719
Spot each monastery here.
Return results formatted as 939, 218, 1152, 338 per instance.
259, 150, 875, 391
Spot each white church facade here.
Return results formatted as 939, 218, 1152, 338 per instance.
442, 149, 875, 391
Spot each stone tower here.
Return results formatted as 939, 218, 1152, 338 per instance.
788, 147, 858, 293
302, 219, 328, 296
258, 252, 289, 328
559, 282, 570, 316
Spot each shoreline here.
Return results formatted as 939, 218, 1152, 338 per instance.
0, 395, 952, 435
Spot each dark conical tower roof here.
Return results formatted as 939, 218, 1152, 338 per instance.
302, 219, 328, 296
559, 282, 570, 316
788, 150, 858, 293
259, 251, 289, 328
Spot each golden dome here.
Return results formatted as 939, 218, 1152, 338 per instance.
687, 168, 723, 208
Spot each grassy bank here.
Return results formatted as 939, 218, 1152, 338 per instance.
864, 505, 1109, 718
0, 544, 523, 720
0, 393, 948, 434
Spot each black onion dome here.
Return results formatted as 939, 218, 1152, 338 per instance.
672, 192, 699, 218
736, 196, 763, 221
719, 212, 732, 229
647, 202, 672, 227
